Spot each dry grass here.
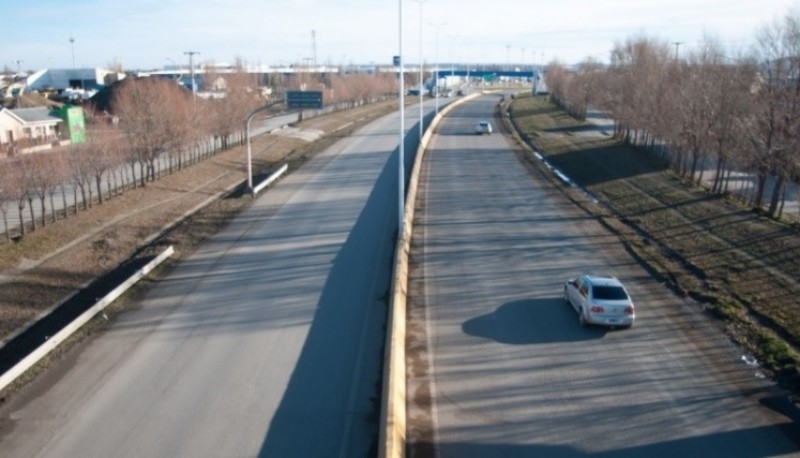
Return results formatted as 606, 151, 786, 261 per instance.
508, 94, 800, 391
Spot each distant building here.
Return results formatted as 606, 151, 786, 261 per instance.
0, 105, 85, 155
26, 68, 126, 92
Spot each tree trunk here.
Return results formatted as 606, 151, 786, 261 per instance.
87, 183, 94, 208
139, 162, 146, 187
39, 196, 47, 227
689, 151, 699, 182
27, 198, 36, 232
17, 203, 25, 237
1, 210, 9, 242
754, 173, 767, 208
768, 175, 785, 217
60, 184, 68, 219
130, 162, 138, 189
49, 193, 57, 223
78, 184, 88, 210
712, 157, 724, 194
96, 175, 104, 204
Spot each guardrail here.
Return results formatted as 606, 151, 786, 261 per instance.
379, 92, 482, 458
252, 163, 289, 196
0, 246, 174, 393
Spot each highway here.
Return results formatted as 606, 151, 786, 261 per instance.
0, 101, 436, 457
406, 93, 800, 457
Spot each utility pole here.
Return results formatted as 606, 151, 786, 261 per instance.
69, 36, 76, 68
184, 50, 200, 100
15, 59, 23, 74
311, 30, 317, 67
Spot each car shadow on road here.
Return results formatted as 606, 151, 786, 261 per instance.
462, 298, 607, 344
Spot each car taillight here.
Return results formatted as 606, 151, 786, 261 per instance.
624, 306, 634, 315
590, 305, 604, 313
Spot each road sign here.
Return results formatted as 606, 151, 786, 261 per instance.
286, 90, 323, 109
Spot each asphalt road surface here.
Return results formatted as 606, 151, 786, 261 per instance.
0, 101, 437, 457
407, 93, 800, 457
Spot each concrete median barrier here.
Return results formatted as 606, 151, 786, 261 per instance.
379, 93, 482, 458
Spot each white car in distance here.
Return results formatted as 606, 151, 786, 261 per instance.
564, 275, 635, 328
475, 121, 493, 135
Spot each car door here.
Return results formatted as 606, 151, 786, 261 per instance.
567, 277, 583, 312
575, 278, 589, 312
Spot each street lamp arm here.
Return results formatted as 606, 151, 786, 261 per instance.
244, 100, 286, 196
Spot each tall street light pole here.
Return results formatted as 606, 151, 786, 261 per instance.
417, 0, 426, 142
429, 21, 446, 115
398, 0, 405, 237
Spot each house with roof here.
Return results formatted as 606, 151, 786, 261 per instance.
0, 106, 66, 155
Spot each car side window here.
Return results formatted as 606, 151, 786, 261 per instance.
578, 279, 588, 297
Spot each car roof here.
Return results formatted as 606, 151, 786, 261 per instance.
583, 275, 624, 287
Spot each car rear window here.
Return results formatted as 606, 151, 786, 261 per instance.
592, 285, 628, 300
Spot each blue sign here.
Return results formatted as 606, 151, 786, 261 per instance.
286, 90, 323, 109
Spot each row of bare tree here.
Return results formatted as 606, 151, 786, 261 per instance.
0, 71, 399, 241
546, 11, 800, 218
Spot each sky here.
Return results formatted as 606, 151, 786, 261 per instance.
3, 0, 800, 71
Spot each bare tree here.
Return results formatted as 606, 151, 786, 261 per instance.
207, 70, 262, 151
26, 151, 67, 227
113, 77, 191, 186
16, 155, 39, 233
742, 11, 800, 216
0, 161, 14, 241
83, 128, 123, 204
67, 145, 95, 210
6, 159, 29, 237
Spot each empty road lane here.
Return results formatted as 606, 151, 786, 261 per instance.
407, 93, 800, 457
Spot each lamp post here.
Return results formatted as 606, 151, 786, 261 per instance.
416, 0, 426, 142
244, 101, 283, 196
398, 0, 405, 237
429, 21, 446, 115
448, 33, 459, 86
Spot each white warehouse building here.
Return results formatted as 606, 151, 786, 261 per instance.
25, 68, 126, 92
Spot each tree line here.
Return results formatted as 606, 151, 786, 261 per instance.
0, 70, 398, 241
545, 11, 800, 219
